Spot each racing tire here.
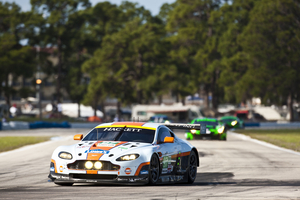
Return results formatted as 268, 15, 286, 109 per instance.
54, 182, 73, 186
187, 150, 197, 184
148, 154, 160, 185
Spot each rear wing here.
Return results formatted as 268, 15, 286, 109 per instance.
163, 123, 206, 134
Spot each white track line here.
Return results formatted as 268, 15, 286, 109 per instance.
229, 131, 300, 156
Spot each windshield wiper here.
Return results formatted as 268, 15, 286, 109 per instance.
114, 126, 126, 141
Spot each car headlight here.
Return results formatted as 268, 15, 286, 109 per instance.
85, 161, 93, 169
59, 152, 72, 160
190, 129, 197, 134
116, 154, 139, 161
231, 120, 237, 126
94, 161, 103, 169
218, 126, 225, 134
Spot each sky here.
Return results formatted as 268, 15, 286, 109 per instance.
1, 0, 176, 16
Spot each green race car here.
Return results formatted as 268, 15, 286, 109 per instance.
185, 118, 227, 140
219, 116, 244, 129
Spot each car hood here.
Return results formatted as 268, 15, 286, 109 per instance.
70, 140, 153, 161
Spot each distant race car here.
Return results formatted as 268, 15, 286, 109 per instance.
48, 122, 201, 186
185, 118, 227, 140
219, 116, 244, 129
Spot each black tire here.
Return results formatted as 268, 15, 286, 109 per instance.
187, 151, 197, 184
148, 154, 160, 185
54, 182, 73, 186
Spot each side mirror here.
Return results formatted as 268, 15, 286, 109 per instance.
74, 134, 83, 140
163, 136, 174, 143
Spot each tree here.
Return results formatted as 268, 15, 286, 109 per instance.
82, 2, 168, 118
80, 2, 126, 118
30, 0, 90, 103
166, 0, 222, 108
239, 0, 300, 121
216, 0, 258, 104
0, 2, 35, 107
83, 16, 168, 105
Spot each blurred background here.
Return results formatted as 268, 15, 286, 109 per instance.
1, 0, 300, 127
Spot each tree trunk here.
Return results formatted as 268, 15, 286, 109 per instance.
56, 37, 62, 103
158, 95, 162, 104
4, 74, 11, 107
117, 100, 121, 121
77, 100, 81, 118
288, 92, 294, 122
204, 87, 209, 108
181, 97, 185, 106
100, 100, 106, 122
94, 98, 97, 117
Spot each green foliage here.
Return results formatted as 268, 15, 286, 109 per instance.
0, 2, 35, 105
29, 0, 91, 103
2, 0, 300, 120
83, 12, 168, 105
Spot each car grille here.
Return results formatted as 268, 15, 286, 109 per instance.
70, 174, 117, 180
67, 160, 120, 171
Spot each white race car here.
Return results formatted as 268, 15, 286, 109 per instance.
48, 122, 200, 185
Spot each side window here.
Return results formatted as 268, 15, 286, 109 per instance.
157, 127, 172, 144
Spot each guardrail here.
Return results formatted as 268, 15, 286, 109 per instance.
244, 122, 300, 129
0, 121, 100, 130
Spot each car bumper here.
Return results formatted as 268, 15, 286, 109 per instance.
49, 172, 149, 185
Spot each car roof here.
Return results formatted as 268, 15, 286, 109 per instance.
221, 116, 237, 119
95, 121, 160, 130
193, 118, 218, 122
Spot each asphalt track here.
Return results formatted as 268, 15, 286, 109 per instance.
0, 128, 300, 200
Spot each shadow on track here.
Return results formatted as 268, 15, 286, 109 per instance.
41, 172, 300, 188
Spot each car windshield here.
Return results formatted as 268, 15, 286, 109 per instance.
193, 121, 219, 126
82, 127, 155, 143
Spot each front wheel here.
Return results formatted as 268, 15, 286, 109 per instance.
148, 154, 160, 185
187, 151, 197, 184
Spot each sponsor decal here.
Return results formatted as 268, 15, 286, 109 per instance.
85, 149, 109, 154
162, 156, 171, 168
162, 156, 173, 174
125, 168, 132, 175
167, 164, 173, 173
118, 146, 129, 150
86, 180, 97, 183
140, 170, 149, 175
61, 176, 69, 180
97, 141, 119, 147
103, 127, 142, 132
77, 145, 90, 148
50, 167, 55, 172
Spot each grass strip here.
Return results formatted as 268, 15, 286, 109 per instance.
0, 136, 50, 153
234, 129, 300, 152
